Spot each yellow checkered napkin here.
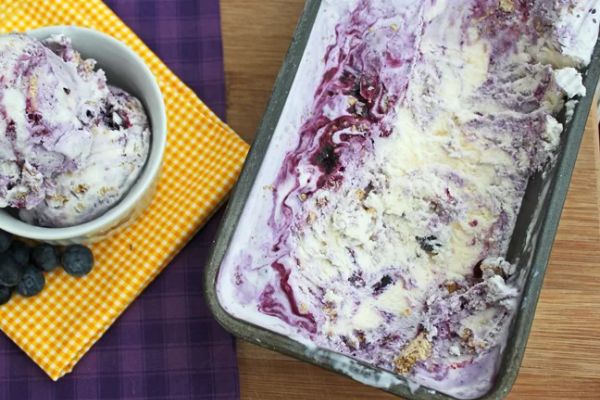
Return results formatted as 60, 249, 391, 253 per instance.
0, 1, 249, 380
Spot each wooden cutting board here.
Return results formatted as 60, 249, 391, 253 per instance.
221, 1, 600, 398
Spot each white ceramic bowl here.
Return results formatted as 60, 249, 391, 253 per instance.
0, 26, 167, 245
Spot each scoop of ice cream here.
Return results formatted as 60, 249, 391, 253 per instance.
0, 33, 107, 209
0, 33, 150, 227
19, 86, 150, 227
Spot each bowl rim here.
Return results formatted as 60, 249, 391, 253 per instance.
0, 25, 167, 241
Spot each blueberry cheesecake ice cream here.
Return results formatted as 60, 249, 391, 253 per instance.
0, 33, 150, 227
217, 0, 599, 398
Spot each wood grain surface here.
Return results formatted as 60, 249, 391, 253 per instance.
220, 1, 600, 398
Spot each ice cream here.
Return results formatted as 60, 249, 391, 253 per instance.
0, 33, 150, 227
217, 0, 599, 398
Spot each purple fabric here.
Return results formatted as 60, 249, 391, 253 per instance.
0, 1, 239, 399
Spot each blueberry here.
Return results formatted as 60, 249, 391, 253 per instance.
0, 230, 12, 253
17, 266, 45, 297
372, 275, 393, 294
313, 144, 339, 174
0, 254, 23, 287
62, 245, 94, 277
472, 260, 484, 279
0, 285, 12, 305
32, 244, 59, 272
10, 240, 30, 266
416, 235, 442, 255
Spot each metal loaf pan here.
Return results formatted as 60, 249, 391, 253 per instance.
204, 1, 600, 399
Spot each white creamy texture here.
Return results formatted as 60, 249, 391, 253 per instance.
554, 67, 587, 97
555, 0, 600, 66
0, 35, 106, 208
290, 0, 565, 342
218, 0, 598, 349
217, 0, 599, 398
217, 0, 357, 326
0, 34, 151, 226
565, 99, 578, 122
18, 88, 150, 227
533, 0, 600, 68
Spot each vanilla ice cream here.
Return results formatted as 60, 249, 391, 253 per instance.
0, 33, 150, 227
216, 1, 599, 398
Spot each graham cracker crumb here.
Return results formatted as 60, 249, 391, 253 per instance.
74, 183, 90, 194
99, 186, 116, 197
445, 281, 460, 293
323, 304, 337, 319
499, 0, 514, 12
49, 194, 69, 205
316, 196, 328, 207
394, 333, 432, 374
29, 75, 39, 102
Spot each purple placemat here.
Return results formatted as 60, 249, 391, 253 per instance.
0, 1, 239, 399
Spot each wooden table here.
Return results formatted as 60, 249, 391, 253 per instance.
220, 1, 600, 398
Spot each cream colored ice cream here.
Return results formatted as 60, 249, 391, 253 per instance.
217, 0, 599, 398
0, 33, 150, 227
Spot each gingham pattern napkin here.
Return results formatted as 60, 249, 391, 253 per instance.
0, 0, 249, 380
